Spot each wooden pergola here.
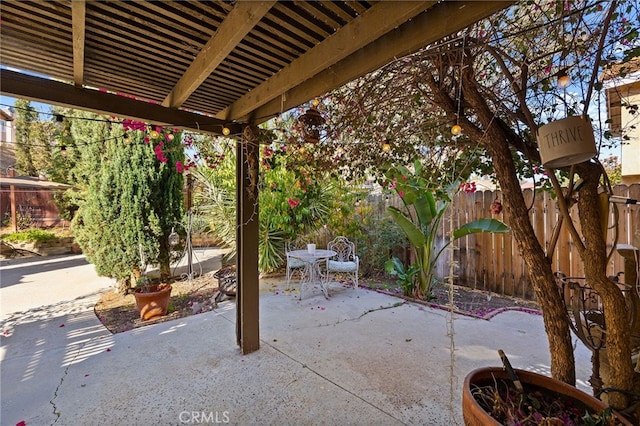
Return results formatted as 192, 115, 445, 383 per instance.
0, 0, 511, 354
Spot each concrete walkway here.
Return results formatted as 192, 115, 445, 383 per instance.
1, 251, 593, 426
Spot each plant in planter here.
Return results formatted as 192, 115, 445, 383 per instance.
462, 352, 633, 426
132, 275, 173, 321
73, 123, 185, 296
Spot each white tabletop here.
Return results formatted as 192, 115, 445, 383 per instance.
287, 249, 336, 261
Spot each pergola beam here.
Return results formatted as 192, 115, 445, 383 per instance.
162, 1, 276, 109
0, 70, 242, 136
219, 1, 434, 121
248, 0, 514, 123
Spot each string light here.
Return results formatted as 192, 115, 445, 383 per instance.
222, 126, 231, 136
452, 36, 465, 137
382, 141, 391, 153
557, 70, 571, 88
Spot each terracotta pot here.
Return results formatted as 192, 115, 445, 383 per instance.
133, 284, 172, 320
462, 367, 633, 425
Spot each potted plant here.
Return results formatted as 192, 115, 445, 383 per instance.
132, 274, 173, 321
462, 353, 633, 425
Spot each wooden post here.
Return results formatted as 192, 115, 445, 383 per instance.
235, 125, 260, 354
9, 184, 17, 232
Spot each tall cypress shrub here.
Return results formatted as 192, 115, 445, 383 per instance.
73, 125, 184, 291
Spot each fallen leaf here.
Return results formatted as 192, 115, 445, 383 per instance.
106, 348, 111, 352
16, 421, 26, 426
59, 324, 65, 328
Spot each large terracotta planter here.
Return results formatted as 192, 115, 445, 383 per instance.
462, 367, 632, 425
133, 284, 172, 320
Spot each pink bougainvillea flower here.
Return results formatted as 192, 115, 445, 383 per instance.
263, 146, 273, 157
287, 198, 300, 208
154, 143, 168, 163
16, 421, 26, 426
398, 191, 404, 198
176, 161, 184, 174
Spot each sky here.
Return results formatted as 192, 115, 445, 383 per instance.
1, 95, 55, 120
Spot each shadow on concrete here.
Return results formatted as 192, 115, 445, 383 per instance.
0, 255, 92, 289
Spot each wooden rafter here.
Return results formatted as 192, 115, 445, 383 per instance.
162, 1, 276, 109
71, 0, 86, 87
247, 0, 514, 122
218, 1, 435, 121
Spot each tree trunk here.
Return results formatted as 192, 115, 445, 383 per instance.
487, 138, 576, 385
456, 65, 576, 384
575, 162, 634, 409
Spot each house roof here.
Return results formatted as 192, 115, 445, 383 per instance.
0, 1, 512, 135
603, 57, 640, 138
0, 176, 72, 190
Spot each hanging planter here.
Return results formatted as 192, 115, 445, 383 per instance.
298, 103, 326, 144
536, 115, 597, 168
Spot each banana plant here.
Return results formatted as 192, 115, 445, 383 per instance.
385, 161, 509, 299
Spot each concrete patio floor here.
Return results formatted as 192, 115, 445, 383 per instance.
1, 250, 594, 426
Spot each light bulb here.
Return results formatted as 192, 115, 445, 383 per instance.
222, 126, 231, 136
382, 142, 391, 153
336, 146, 344, 154
312, 98, 320, 107
451, 124, 462, 136
149, 129, 159, 139
557, 71, 571, 89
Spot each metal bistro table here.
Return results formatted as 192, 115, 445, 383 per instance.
286, 249, 336, 299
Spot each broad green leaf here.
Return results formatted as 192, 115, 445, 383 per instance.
453, 218, 510, 239
414, 159, 422, 176
414, 194, 435, 227
388, 206, 425, 248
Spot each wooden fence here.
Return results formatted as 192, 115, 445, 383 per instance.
375, 184, 640, 301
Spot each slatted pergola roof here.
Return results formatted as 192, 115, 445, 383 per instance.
1, 1, 511, 134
